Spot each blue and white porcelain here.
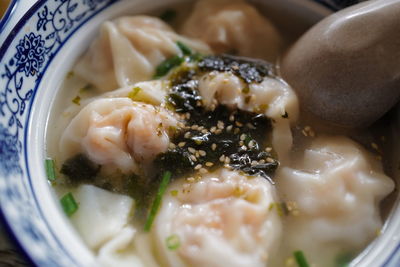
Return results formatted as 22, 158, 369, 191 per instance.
0, 0, 398, 266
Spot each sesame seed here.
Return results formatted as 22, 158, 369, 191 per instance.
215, 129, 222, 135
210, 104, 216, 111
235, 121, 243, 127
195, 151, 200, 157
246, 123, 256, 129
198, 126, 204, 131
217, 121, 224, 129
251, 160, 258, 166
211, 143, 217, 151
234, 128, 240, 134
266, 157, 274, 163
191, 125, 199, 130
178, 122, 185, 128
205, 162, 213, 167
201, 129, 208, 134
239, 141, 244, 146
241, 145, 247, 151
186, 113, 191, 119
186, 177, 195, 183
199, 150, 206, 156
199, 168, 208, 174
248, 140, 255, 148
240, 134, 246, 141
169, 143, 176, 149
190, 155, 197, 161
188, 147, 196, 153
229, 115, 235, 121
259, 159, 265, 164
224, 157, 231, 164
194, 164, 202, 170
265, 147, 272, 152
178, 142, 186, 147
184, 132, 191, 139
226, 125, 233, 132
219, 155, 226, 162
210, 126, 217, 133
301, 130, 308, 136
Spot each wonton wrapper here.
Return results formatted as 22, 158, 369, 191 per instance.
60, 98, 179, 173
198, 71, 298, 162
75, 16, 211, 92
152, 168, 282, 267
182, 0, 282, 61
276, 136, 395, 266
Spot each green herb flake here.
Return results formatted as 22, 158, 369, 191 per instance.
60, 192, 78, 217
66, 71, 74, 79
166, 234, 180, 250
160, 9, 177, 23
144, 171, 172, 232
72, 95, 81, 105
293, 250, 310, 267
176, 41, 192, 56
128, 87, 142, 101
45, 158, 57, 181
80, 84, 93, 93
170, 190, 178, 197
242, 86, 250, 94
154, 56, 184, 79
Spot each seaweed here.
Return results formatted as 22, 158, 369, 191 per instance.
60, 154, 101, 183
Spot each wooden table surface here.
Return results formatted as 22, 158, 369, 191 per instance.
0, 225, 30, 266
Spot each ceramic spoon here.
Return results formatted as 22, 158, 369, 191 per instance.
280, 0, 400, 128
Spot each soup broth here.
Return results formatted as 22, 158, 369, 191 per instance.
45, 1, 397, 266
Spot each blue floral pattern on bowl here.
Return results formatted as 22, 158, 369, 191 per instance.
0, 1, 117, 266
0, 0, 395, 266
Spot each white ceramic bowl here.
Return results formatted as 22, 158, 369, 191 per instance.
0, 0, 399, 266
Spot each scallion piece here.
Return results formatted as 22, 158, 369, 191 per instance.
154, 56, 184, 79
60, 192, 78, 217
45, 158, 57, 181
176, 41, 192, 56
144, 171, 172, 231
294, 250, 310, 267
166, 234, 180, 250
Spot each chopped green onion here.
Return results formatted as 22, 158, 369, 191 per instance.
154, 56, 184, 79
294, 250, 310, 267
176, 41, 192, 56
45, 158, 57, 181
144, 171, 172, 231
166, 234, 180, 250
160, 9, 177, 23
60, 192, 78, 217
